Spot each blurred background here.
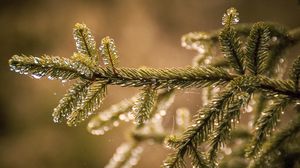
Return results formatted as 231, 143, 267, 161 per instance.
1, 0, 300, 167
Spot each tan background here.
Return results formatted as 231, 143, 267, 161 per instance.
1, 0, 300, 167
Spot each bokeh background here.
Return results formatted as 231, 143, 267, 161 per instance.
1, 0, 300, 167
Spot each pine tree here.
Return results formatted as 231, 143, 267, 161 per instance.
8, 7, 300, 168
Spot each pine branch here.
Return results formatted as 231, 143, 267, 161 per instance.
100, 36, 119, 74
249, 116, 300, 168
163, 152, 187, 168
182, 22, 296, 47
253, 94, 267, 124
52, 80, 92, 123
94, 66, 234, 89
257, 76, 298, 98
219, 27, 245, 74
165, 135, 182, 150
163, 89, 235, 168
164, 76, 257, 168
246, 96, 291, 158
67, 81, 107, 126
132, 86, 157, 127
73, 23, 98, 62
245, 23, 270, 75
188, 144, 209, 168
9, 55, 94, 80
208, 92, 250, 165
9, 55, 235, 89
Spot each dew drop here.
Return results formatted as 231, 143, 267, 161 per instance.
279, 58, 284, 64
245, 104, 253, 113
31, 74, 42, 79
53, 116, 59, 123
248, 121, 253, 128
48, 76, 55, 80
272, 36, 278, 42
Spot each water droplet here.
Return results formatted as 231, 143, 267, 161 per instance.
31, 74, 42, 79
159, 110, 166, 116
119, 114, 127, 121
33, 57, 39, 64
279, 58, 284, 64
272, 36, 278, 42
48, 76, 55, 80
204, 56, 212, 65
53, 116, 59, 123
245, 104, 253, 113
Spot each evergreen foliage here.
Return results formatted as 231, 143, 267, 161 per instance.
8, 7, 300, 168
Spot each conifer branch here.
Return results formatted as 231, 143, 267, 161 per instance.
163, 152, 187, 168
257, 76, 298, 98
73, 23, 98, 62
245, 23, 270, 75
53, 80, 92, 123
186, 23, 298, 46
132, 86, 158, 127
249, 116, 300, 168
94, 66, 234, 89
163, 89, 235, 168
208, 92, 250, 165
246, 96, 291, 158
9, 55, 94, 80
100, 36, 119, 74
67, 81, 107, 126
189, 144, 209, 168
219, 27, 245, 74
